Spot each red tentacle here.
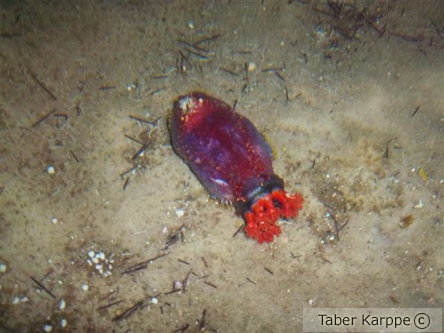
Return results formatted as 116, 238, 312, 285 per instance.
243, 190, 304, 244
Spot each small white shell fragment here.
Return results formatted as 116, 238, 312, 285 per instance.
98, 252, 105, 260
175, 208, 185, 218
81, 283, 88, 291
151, 297, 158, 305
95, 264, 103, 271
92, 257, 99, 264
61, 318, 67, 328
88, 250, 95, 258
0, 263, 7, 273
414, 200, 424, 209
59, 299, 66, 311
51, 217, 57, 224
11, 296, 20, 304
162, 226, 168, 234
174, 280, 183, 289
21, 296, 29, 302
47, 166, 55, 175
44, 324, 53, 332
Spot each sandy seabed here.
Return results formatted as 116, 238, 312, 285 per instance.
0, 0, 443, 332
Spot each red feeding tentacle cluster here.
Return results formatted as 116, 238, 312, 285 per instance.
244, 190, 304, 244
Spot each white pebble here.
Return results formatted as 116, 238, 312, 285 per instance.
414, 200, 424, 209
21, 296, 29, 302
95, 264, 103, 271
92, 257, 99, 264
0, 263, 7, 273
81, 283, 88, 291
47, 166, 55, 175
151, 297, 158, 305
175, 208, 185, 218
44, 324, 53, 332
51, 217, 57, 224
11, 296, 20, 304
61, 318, 67, 328
174, 280, 183, 289
98, 252, 105, 260
88, 250, 95, 258
59, 299, 66, 311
